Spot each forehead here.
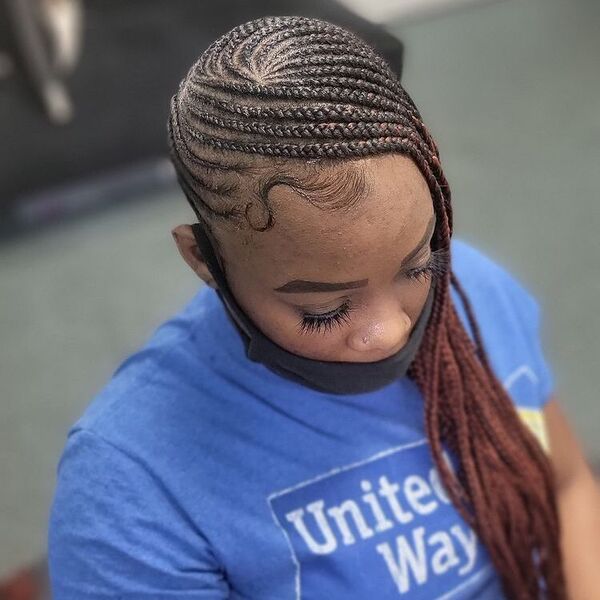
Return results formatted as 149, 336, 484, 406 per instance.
220, 154, 433, 283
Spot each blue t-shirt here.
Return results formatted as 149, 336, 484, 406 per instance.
48, 239, 554, 599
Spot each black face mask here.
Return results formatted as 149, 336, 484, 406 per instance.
191, 222, 435, 395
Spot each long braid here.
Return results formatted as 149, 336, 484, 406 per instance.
167, 16, 566, 598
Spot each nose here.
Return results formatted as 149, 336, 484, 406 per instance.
346, 308, 412, 357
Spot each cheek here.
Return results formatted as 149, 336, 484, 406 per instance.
402, 280, 432, 323
345, 281, 431, 351
243, 297, 344, 360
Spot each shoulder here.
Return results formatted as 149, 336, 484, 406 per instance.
451, 239, 538, 311
450, 239, 554, 413
69, 285, 237, 462
51, 288, 243, 565
450, 238, 542, 339
49, 426, 228, 596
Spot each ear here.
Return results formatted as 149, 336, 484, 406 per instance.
171, 224, 217, 289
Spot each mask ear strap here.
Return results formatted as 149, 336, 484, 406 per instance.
190, 221, 225, 282
190, 221, 254, 340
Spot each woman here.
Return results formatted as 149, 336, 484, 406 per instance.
48, 16, 600, 599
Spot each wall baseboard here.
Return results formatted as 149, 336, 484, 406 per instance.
335, 0, 506, 24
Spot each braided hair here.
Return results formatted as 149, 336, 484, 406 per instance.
167, 16, 566, 599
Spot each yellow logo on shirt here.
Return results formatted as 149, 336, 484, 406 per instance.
517, 408, 550, 453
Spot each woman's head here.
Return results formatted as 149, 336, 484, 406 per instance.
168, 15, 449, 362
167, 16, 565, 598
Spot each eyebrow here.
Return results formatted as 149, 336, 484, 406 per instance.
275, 278, 368, 294
274, 213, 436, 295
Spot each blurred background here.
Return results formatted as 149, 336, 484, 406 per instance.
0, 0, 598, 595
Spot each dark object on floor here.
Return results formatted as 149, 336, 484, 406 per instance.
0, 560, 49, 600
0, 0, 404, 237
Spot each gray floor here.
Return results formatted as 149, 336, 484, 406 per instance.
1, 0, 598, 579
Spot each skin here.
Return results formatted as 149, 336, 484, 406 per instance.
173, 152, 600, 595
544, 398, 600, 599
173, 154, 435, 363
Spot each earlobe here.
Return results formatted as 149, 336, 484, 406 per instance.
171, 225, 217, 289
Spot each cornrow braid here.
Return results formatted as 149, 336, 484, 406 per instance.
167, 16, 566, 598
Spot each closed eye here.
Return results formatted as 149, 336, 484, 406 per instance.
298, 300, 353, 335
404, 248, 449, 282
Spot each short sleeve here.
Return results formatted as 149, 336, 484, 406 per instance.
505, 277, 556, 406
508, 288, 556, 452
48, 429, 229, 599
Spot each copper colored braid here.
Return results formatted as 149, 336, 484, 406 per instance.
167, 16, 566, 598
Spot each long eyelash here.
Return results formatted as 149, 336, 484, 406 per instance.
299, 301, 353, 335
405, 248, 450, 282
